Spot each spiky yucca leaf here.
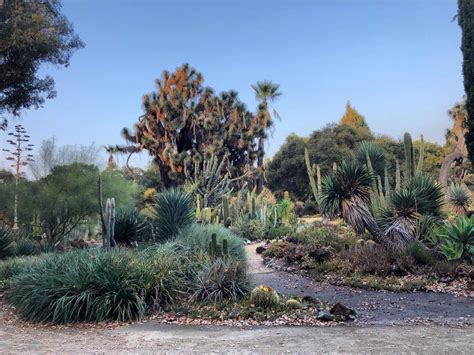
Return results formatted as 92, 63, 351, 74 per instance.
355, 141, 386, 177
114, 209, 148, 246
153, 188, 194, 241
0, 225, 14, 259
319, 161, 385, 244
378, 173, 444, 243
447, 183, 471, 215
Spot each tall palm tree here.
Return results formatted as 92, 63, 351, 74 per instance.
252, 80, 282, 193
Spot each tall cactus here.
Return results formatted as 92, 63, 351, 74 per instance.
416, 134, 424, 173
404, 132, 414, 181
384, 166, 390, 197
104, 198, 116, 248
395, 160, 401, 192
222, 196, 231, 227
208, 233, 228, 259
305, 148, 319, 202
316, 164, 321, 194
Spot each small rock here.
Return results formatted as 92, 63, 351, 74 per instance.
317, 311, 335, 321
330, 303, 357, 321
256, 246, 267, 254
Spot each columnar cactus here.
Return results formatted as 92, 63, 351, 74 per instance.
404, 132, 414, 180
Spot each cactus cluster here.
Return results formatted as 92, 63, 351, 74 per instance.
208, 233, 229, 259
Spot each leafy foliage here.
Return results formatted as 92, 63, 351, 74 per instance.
437, 216, 474, 261
153, 188, 195, 241
0, 0, 84, 119
14, 239, 36, 257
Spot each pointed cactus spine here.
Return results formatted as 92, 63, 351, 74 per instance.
404, 132, 414, 180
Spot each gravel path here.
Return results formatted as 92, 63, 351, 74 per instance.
245, 243, 474, 325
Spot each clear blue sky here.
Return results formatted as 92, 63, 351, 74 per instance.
1, 0, 465, 170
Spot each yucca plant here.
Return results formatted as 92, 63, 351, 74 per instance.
446, 183, 471, 215
355, 141, 386, 177
0, 225, 14, 259
153, 188, 195, 241
319, 161, 387, 247
437, 216, 474, 261
378, 174, 444, 245
189, 258, 250, 303
114, 208, 148, 246
14, 239, 36, 257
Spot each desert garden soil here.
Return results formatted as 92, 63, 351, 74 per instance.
246, 243, 474, 326
0, 244, 473, 353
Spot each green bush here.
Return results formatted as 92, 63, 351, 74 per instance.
114, 208, 148, 246
264, 225, 294, 240
189, 258, 250, 303
250, 285, 280, 309
234, 218, 264, 241
0, 225, 14, 259
403, 241, 434, 266
177, 224, 246, 263
7, 247, 188, 323
437, 216, 474, 261
153, 188, 194, 241
14, 239, 37, 257
0, 255, 43, 289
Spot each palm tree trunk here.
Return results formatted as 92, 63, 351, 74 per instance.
256, 137, 265, 194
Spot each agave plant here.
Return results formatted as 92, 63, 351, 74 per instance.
153, 188, 195, 241
0, 225, 14, 259
446, 183, 471, 215
114, 209, 148, 246
319, 161, 387, 246
355, 141, 386, 177
437, 216, 474, 261
378, 173, 444, 245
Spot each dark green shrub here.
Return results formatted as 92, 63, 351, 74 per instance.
403, 241, 434, 266
234, 218, 264, 241
177, 224, 246, 263
264, 225, 294, 240
15, 239, 37, 256
7, 248, 188, 323
0, 225, 14, 259
153, 188, 194, 241
114, 208, 148, 246
0, 255, 42, 289
189, 258, 250, 303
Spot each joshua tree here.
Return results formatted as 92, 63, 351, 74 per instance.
252, 80, 282, 193
2, 125, 34, 229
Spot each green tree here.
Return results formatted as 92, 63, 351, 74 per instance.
339, 100, 371, 136
252, 80, 282, 193
458, 0, 474, 163
0, 0, 84, 125
33, 163, 98, 246
306, 123, 372, 175
267, 134, 308, 200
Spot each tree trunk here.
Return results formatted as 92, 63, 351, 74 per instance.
256, 137, 265, 194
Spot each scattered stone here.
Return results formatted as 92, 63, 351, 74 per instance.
317, 311, 335, 321
256, 246, 267, 254
330, 303, 356, 321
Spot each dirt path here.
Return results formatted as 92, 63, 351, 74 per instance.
0, 245, 473, 353
245, 243, 474, 325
